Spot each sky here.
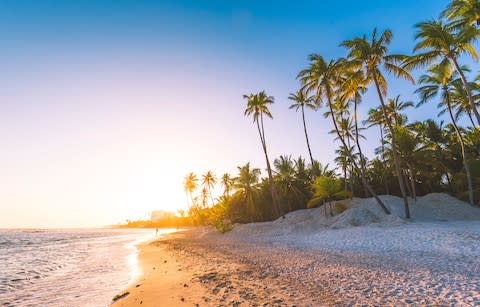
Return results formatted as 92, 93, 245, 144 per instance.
0, 0, 467, 228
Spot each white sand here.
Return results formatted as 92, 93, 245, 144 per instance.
201, 193, 480, 305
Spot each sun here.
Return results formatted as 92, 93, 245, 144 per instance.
122, 164, 186, 221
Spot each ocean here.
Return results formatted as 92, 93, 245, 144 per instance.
0, 228, 164, 307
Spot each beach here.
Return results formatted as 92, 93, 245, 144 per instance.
112, 194, 480, 306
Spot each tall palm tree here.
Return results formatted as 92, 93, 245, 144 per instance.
330, 116, 358, 197
183, 172, 198, 210
202, 171, 216, 207
341, 70, 369, 193
221, 173, 233, 196
416, 63, 474, 205
243, 91, 280, 217
405, 20, 480, 127
298, 54, 391, 214
288, 90, 318, 165
442, 0, 480, 27
364, 107, 390, 194
342, 28, 414, 218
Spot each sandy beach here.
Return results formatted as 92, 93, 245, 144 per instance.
112, 194, 480, 306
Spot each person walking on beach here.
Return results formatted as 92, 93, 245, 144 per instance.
155, 228, 158, 236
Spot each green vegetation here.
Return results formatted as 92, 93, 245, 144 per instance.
182, 0, 480, 231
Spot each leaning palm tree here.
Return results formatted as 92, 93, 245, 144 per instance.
442, 0, 480, 27
341, 28, 414, 218
298, 54, 391, 214
183, 172, 198, 210
202, 171, 216, 207
405, 20, 480, 127
243, 91, 280, 217
288, 90, 318, 165
416, 63, 474, 205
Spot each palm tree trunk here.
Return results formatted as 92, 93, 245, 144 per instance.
373, 73, 410, 218
301, 105, 315, 166
468, 111, 476, 129
379, 124, 390, 195
326, 88, 391, 214
406, 162, 417, 202
446, 93, 475, 206
451, 56, 480, 128
403, 169, 413, 199
354, 96, 369, 197
257, 115, 281, 217
209, 187, 215, 207
346, 135, 354, 198
350, 164, 354, 199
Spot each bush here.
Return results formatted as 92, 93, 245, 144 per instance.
333, 201, 348, 214
214, 219, 233, 234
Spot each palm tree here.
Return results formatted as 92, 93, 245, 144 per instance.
274, 155, 306, 212
233, 163, 261, 220
199, 187, 209, 208
442, 0, 480, 27
243, 91, 280, 217
183, 172, 198, 210
385, 95, 414, 126
364, 107, 390, 194
340, 69, 369, 196
334, 145, 353, 194
298, 54, 391, 214
405, 20, 480, 127
202, 171, 216, 207
416, 63, 474, 205
293, 156, 310, 184
454, 76, 480, 127
392, 124, 424, 201
288, 90, 318, 165
308, 176, 348, 217
309, 159, 336, 180
221, 173, 234, 196
341, 28, 414, 218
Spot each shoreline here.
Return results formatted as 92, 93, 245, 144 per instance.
111, 218, 480, 306
110, 228, 338, 306
111, 229, 210, 306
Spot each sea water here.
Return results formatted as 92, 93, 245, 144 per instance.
0, 228, 164, 306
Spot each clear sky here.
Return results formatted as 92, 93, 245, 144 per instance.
0, 0, 466, 228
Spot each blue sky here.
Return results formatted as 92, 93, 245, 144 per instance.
2, 0, 471, 227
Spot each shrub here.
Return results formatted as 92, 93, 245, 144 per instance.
333, 201, 348, 214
